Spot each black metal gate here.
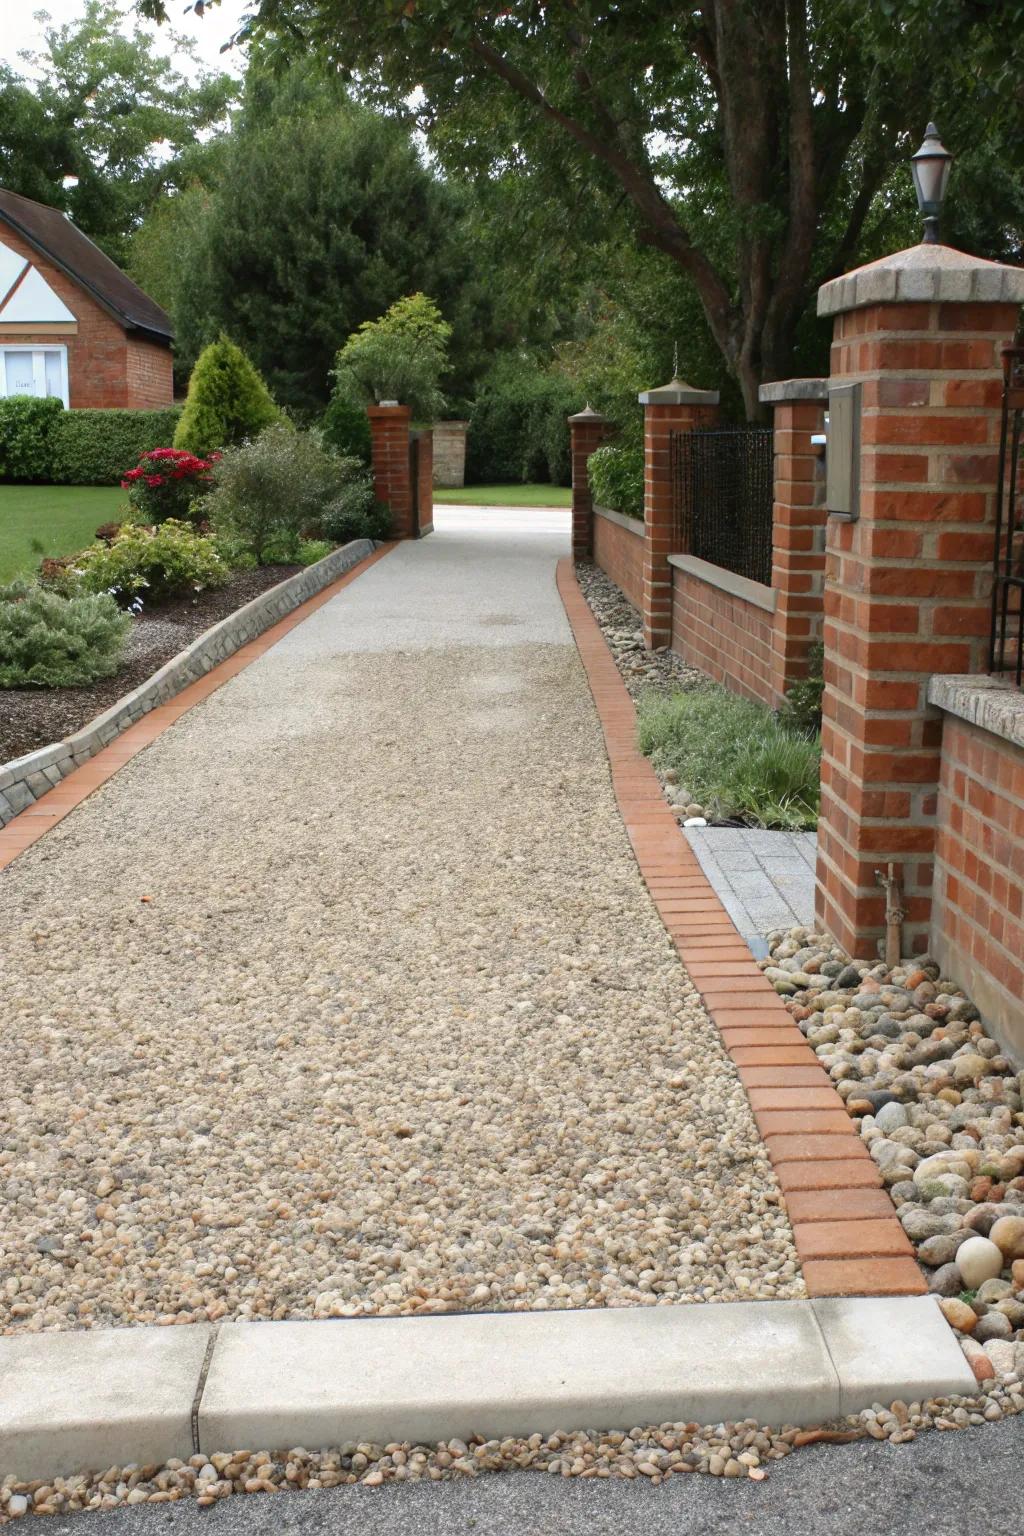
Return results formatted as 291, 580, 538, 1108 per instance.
991, 347, 1024, 685
671, 426, 774, 586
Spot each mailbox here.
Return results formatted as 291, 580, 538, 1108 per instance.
826, 382, 861, 520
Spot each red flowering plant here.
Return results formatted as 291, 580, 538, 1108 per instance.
120, 447, 220, 527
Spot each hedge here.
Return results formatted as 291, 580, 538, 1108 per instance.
465, 366, 580, 486
0, 398, 183, 486
51, 408, 183, 485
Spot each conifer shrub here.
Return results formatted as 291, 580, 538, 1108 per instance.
0, 580, 130, 688
174, 335, 281, 457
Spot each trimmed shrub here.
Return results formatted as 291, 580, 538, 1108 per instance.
587, 441, 644, 518
637, 686, 821, 830
465, 362, 579, 485
333, 293, 451, 421
121, 447, 219, 525
0, 579, 130, 688
174, 334, 281, 457
206, 423, 374, 563
49, 408, 183, 486
74, 520, 229, 607
0, 397, 64, 482
320, 393, 372, 463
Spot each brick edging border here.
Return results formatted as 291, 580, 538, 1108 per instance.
555, 557, 925, 1299
0, 543, 394, 872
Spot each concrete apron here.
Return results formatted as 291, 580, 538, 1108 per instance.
0, 1298, 975, 1481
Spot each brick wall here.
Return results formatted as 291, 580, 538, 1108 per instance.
932, 714, 1024, 1062
0, 226, 172, 408
670, 562, 775, 705
125, 337, 174, 408
593, 507, 643, 609
369, 405, 414, 538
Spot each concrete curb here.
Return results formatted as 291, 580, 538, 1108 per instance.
0, 1298, 975, 1481
0, 539, 377, 826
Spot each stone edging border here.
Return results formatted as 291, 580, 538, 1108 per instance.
0, 539, 380, 829
0, 542, 393, 871
0, 1298, 975, 1482
555, 557, 926, 1298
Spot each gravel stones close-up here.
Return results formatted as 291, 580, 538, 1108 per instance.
0, 524, 801, 1335
762, 925, 1024, 1379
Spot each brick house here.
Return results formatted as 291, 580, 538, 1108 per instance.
0, 188, 173, 410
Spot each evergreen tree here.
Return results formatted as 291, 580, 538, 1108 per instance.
174, 335, 281, 457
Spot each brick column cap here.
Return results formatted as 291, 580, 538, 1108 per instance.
818, 241, 1024, 317
759, 378, 828, 404
568, 405, 611, 424
638, 376, 719, 406
368, 403, 412, 419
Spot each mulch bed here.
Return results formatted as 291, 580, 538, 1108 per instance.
0, 565, 299, 766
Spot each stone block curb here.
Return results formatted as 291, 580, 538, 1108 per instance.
0, 540, 377, 823
0, 1299, 976, 1482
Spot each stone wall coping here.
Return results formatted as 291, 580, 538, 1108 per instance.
367, 403, 412, 417
758, 378, 828, 404
0, 540, 376, 816
568, 406, 611, 425
638, 379, 720, 406
433, 420, 469, 430
927, 673, 1024, 752
818, 242, 1024, 317
594, 504, 644, 536
668, 552, 777, 613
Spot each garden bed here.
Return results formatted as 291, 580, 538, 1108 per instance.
0, 564, 298, 764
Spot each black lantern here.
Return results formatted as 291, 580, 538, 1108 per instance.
910, 122, 954, 245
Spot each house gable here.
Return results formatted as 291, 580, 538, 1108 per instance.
0, 253, 77, 325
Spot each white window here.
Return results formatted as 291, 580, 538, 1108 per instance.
0, 346, 69, 407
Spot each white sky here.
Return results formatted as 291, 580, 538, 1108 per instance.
1, 1, 247, 79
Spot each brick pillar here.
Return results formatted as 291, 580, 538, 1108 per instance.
638, 378, 719, 649
759, 379, 829, 706
368, 404, 414, 539
815, 245, 1024, 958
411, 427, 434, 537
568, 406, 611, 562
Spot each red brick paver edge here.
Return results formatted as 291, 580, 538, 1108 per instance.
556, 557, 923, 1299
0, 544, 395, 873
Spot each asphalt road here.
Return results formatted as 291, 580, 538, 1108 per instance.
38, 1417, 1023, 1536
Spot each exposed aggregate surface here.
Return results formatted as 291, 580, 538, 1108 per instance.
0, 511, 800, 1334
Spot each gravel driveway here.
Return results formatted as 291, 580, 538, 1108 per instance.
0, 508, 800, 1332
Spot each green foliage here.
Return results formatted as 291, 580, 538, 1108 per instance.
321, 493, 391, 546
587, 443, 644, 519
0, 0, 236, 265
778, 641, 826, 737
175, 336, 281, 458
0, 398, 65, 483
73, 521, 229, 606
0, 578, 130, 688
466, 360, 580, 485
637, 687, 821, 830
296, 539, 335, 567
49, 409, 183, 487
120, 448, 218, 526
333, 294, 452, 421
206, 423, 374, 563
156, 59, 504, 410
320, 394, 372, 463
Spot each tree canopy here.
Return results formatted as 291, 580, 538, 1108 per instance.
2, 1, 236, 264
137, 0, 1024, 416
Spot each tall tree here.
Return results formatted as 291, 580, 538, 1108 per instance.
160, 59, 506, 410
2, 0, 236, 263
139, 1, 1024, 416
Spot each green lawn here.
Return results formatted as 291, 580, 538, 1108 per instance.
433, 483, 571, 507
0, 485, 127, 583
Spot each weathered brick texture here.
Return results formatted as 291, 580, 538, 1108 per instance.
568, 409, 612, 562
593, 507, 643, 609
932, 715, 1024, 1061
768, 397, 828, 705
640, 386, 719, 650
369, 405, 414, 539
671, 566, 775, 704
815, 296, 1019, 957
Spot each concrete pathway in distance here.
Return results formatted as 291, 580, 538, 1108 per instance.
685, 827, 817, 956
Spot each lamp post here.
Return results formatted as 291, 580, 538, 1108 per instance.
910, 122, 954, 245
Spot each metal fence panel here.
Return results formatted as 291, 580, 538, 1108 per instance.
991, 347, 1024, 687
671, 426, 774, 586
